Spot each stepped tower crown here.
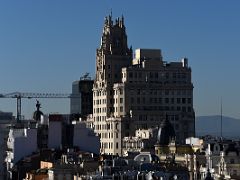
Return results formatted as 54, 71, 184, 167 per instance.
99, 14, 132, 56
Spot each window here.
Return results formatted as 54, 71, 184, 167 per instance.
137, 98, 140, 104
177, 98, 181, 104
159, 98, 162, 103
131, 97, 134, 103
165, 90, 169, 95
182, 98, 186, 104
137, 89, 140, 95
182, 107, 186, 112
139, 72, 142, 78
129, 72, 133, 78
120, 106, 123, 112
135, 72, 137, 78
125, 123, 130, 129
110, 90, 113, 95
166, 73, 169, 79
116, 142, 119, 149
120, 98, 123, 103
165, 98, 169, 104
115, 123, 119, 130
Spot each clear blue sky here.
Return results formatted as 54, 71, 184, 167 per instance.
0, 1, 240, 119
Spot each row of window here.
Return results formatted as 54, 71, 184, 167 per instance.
94, 116, 107, 122
101, 142, 119, 149
94, 105, 192, 115
134, 123, 180, 130
129, 89, 192, 96
94, 97, 191, 106
94, 89, 123, 97
122, 141, 144, 149
130, 97, 192, 104
94, 106, 124, 114
127, 71, 189, 80
94, 99, 107, 105
94, 88, 192, 97
94, 91, 107, 96
98, 132, 119, 139
130, 106, 192, 112
128, 80, 190, 85
137, 114, 180, 121
94, 107, 107, 113
94, 88, 193, 98
94, 123, 119, 131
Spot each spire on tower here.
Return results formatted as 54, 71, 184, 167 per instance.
121, 14, 124, 25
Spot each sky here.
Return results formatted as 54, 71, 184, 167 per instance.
0, 1, 240, 119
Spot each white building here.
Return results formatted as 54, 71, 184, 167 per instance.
122, 128, 158, 156
5, 127, 37, 179
73, 121, 100, 154
0, 114, 14, 178
48, 119, 62, 149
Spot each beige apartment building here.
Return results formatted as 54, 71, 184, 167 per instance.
87, 15, 195, 155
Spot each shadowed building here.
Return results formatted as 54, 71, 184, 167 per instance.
71, 74, 93, 118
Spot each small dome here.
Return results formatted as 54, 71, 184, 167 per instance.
33, 100, 43, 121
156, 116, 175, 145
33, 110, 43, 121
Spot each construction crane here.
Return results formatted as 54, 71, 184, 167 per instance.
0, 92, 78, 122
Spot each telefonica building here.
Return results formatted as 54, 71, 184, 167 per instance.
87, 14, 195, 155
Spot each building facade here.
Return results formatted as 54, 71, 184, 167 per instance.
89, 15, 195, 155
71, 74, 94, 117
5, 127, 38, 179
0, 112, 14, 179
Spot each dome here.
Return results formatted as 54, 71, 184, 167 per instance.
33, 100, 43, 121
156, 116, 175, 145
33, 110, 43, 121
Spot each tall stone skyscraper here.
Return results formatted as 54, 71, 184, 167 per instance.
89, 15, 195, 155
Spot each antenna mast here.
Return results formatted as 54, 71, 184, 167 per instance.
220, 98, 223, 139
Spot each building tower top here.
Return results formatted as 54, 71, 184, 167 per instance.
99, 14, 132, 56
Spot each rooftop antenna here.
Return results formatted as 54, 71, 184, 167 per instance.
220, 97, 223, 139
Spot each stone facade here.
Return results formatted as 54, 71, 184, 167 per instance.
88, 15, 195, 155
